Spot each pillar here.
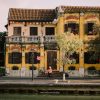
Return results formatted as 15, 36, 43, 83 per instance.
79, 13, 85, 76
40, 45, 45, 70
56, 14, 64, 71
5, 45, 9, 74
21, 45, 26, 77
56, 15, 64, 35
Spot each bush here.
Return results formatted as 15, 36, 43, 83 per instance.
0, 67, 5, 76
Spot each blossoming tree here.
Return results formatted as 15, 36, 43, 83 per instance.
56, 32, 83, 81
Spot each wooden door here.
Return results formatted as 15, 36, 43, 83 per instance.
47, 51, 57, 70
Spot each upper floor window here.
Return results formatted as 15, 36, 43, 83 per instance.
45, 27, 55, 35
30, 27, 38, 36
64, 23, 79, 34
85, 22, 95, 35
13, 27, 21, 36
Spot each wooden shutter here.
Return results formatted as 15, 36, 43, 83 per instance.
8, 53, 12, 64
84, 23, 88, 35
25, 53, 29, 64
64, 24, 68, 32
30, 27, 38, 36
36, 52, 40, 64
76, 24, 79, 34
13, 27, 21, 36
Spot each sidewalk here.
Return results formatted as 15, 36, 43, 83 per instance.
0, 77, 100, 85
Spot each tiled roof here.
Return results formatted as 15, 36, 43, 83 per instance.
8, 6, 100, 22
8, 8, 57, 22
60, 6, 100, 12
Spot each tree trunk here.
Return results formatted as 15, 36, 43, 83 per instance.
63, 72, 66, 81
63, 64, 66, 81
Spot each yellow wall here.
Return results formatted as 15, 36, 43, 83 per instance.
6, 12, 100, 71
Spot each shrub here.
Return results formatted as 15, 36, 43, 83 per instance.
0, 67, 5, 76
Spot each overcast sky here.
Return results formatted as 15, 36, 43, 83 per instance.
0, 0, 100, 31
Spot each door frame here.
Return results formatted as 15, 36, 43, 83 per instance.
45, 50, 58, 70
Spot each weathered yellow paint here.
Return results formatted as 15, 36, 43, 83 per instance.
84, 64, 100, 70
5, 12, 100, 71
65, 64, 80, 70
40, 46, 45, 69
44, 50, 47, 70
57, 16, 64, 34
21, 47, 25, 68
5, 51, 8, 67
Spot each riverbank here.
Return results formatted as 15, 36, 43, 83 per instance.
0, 78, 100, 95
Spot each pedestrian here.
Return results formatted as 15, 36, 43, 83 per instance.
47, 66, 52, 77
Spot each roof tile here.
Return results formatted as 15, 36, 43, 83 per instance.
8, 8, 57, 22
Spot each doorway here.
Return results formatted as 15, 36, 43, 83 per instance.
47, 51, 57, 70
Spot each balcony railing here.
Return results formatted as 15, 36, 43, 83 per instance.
6, 36, 40, 43
6, 35, 56, 44
44, 35, 56, 43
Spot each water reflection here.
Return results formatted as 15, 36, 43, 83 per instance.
0, 94, 100, 100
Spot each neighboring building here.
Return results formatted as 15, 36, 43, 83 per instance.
5, 6, 100, 77
0, 32, 6, 67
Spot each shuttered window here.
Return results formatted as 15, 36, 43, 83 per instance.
30, 27, 38, 36
64, 23, 79, 34
84, 23, 94, 35
25, 52, 40, 64
45, 27, 55, 35
13, 27, 21, 36
8, 52, 22, 64
64, 24, 68, 32
70, 52, 79, 64
84, 51, 100, 64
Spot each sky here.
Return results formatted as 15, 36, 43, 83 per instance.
0, 0, 100, 31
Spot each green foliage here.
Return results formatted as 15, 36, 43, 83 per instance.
56, 32, 83, 65
0, 31, 6, 36
88, 24, 100, 61
0, 67, 5, 76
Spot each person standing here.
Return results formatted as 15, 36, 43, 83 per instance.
47, 66, 52, 77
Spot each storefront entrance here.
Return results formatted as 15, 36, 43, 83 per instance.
47, 51, 57, 70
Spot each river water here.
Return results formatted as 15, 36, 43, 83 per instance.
0, 94, 100, 100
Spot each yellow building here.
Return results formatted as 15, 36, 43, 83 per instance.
6, 6, 100, 77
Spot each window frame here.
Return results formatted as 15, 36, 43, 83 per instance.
30, 27, 38, 36
64, 22, 79, 34
13, 27, 21, 36
45, 27, 55, 35
8, 52, 22, 64
84, 22, 96, 35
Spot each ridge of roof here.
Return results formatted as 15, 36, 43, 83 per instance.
60, 5, 100, 9
9, 8, 55, 11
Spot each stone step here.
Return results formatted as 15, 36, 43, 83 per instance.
37, 71, 69, 78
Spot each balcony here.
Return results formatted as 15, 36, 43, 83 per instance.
6, 36, 40, 44
44, 35, 56, 43
6, 35, 56, 44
